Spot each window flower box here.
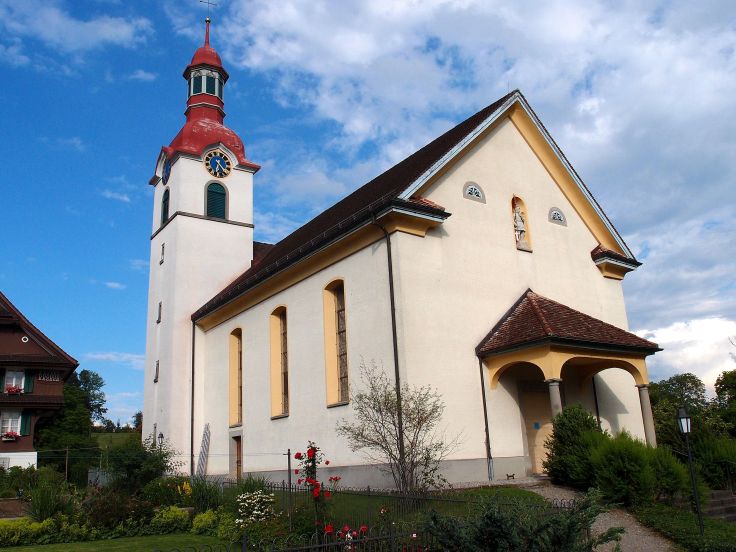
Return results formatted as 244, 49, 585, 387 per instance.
4, 386, 22, 395
1, 432, 19, 442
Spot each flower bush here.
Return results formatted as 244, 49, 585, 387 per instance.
5, 385, 22, 394
235, 490, 277, 526
293, 441, 342, 524
1, 431, 19, 441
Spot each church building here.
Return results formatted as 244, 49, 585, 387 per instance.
143, 20, 661, 485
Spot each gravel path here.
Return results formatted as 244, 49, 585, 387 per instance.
530, 485, 678, 552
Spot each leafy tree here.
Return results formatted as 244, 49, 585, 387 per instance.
132, 411, 143, 432
106, 436, 180, 492
336, 360, 458, 492
69, 369, 107, 423
715, 369, 736, 405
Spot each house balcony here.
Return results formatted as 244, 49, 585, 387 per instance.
0, 393, 63, 409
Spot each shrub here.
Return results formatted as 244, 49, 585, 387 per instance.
106, 436, 180, 493
216, 510, 242, 543
235, 490, 277, 526
191, 509, 218, 535
425, 489, 622, 551
142, 476, 193, 507
694, 436, 736, 490
635, 503, 736, 552
149, 505, 191, 534
191, 476, 223, 513
222, 474, 270, 514
648, 446, 689, 503
81, 486, 154, 530
591, 431, 654, 506
543, 405, 603, 489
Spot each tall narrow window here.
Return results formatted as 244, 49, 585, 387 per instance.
160, 243, 165, 264
206, 75, 216, 95
157, 302, 162, 324
270, 307, 289, 417
4, 370, 24, 392
161, 189, 170, 225
0, 411, 20, 434
206, 182, 226, 219
229, 329, 243, 426
324, 280, 349, 405
154, 361, 159, 383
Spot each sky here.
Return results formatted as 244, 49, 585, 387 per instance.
0, 0, 734, 424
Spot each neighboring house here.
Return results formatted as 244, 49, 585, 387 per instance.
143, 20, 661, 486
0, 292, 77, 468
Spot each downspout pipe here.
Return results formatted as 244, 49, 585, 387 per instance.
478, 357, 493, 480
190, 321, 196, 477
371, 216, 406, 490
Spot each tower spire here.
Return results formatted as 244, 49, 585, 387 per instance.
204, 17, 210, 46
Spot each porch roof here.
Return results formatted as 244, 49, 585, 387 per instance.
475, 290, 660, 358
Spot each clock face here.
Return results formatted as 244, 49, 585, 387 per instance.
204, 150, 232, 178
162, 160, 172, 185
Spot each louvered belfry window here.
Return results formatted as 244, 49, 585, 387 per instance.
206, 183, 226, 219
161, 189, 170, 225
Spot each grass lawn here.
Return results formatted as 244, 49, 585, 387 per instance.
4, 533, 225, 551
92, 432, 139, 448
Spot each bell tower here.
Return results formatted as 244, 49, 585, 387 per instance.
143, 18, 259, 466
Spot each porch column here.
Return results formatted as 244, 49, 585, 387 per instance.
636, 384, 657, 447
546, 379, 563, 417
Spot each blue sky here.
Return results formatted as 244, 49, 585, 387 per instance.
1, 0, 735, 423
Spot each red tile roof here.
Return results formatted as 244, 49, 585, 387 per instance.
476, 290, 659, 357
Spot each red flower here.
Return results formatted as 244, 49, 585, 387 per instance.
295, 469, 300, 474
323, 490, 331, 498
337, 531, 344, 538
294, 452, 303, 459
351, 530, 358, 538
297, 479, 303, 484
312, 488, 320, 498
307, 447, 315, 459
343, 525, 350, 533
325, 523, 334, 534
325, 460, 330, 465
359, 525, 367, 534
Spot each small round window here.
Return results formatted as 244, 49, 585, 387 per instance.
463, 182, 485, 203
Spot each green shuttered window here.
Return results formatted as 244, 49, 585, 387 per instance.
20, 412, 30, 436
206, 183, 226, 219
23, 371, 33, 393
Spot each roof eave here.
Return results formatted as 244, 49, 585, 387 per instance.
477, 335, 661, 359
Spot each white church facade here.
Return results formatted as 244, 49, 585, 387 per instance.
143, 21, 660, 486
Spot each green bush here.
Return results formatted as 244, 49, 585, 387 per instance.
192, 509, 219, 535
648, 446, 690, 502
543, 405, 603, 489
148, 505, 191, 534
106, 436, 180, 493
591, 431, 654, 506
694, 436, 736, 490
81, 486, 154, 531
425, 490, 622, 552
635, 503, 736, 552
216, 510, 243, 543
191, 476, 223, 513
142, 476, 193, 507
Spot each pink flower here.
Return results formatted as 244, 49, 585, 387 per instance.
343, 525, 350, 533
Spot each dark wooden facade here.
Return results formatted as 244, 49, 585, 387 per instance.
0, 292, 77, 463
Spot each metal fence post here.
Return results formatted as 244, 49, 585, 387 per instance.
390, 521, 396, 551
286, 448, 292, 531
241, 530, 248, 552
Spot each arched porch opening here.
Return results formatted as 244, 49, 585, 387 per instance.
497, 362, 551, 474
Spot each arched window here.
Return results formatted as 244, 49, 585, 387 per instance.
161, 189, 170, 225
511, 196, 532, 252
270, 307, 288, 417
324, 280, 349, 405
206, 182, 227, 219
229, 329, 243, 426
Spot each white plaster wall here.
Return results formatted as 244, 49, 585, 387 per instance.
393, 117, 645, 464
143, 154, 254, 465
1, 452, 37, 468
199, 240, 395, 476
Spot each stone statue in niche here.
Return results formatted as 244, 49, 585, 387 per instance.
512, 198, 532, 251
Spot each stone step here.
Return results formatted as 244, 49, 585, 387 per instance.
710, 489, 735, 499
708, 498, 736, 507
707, 505, 736, 516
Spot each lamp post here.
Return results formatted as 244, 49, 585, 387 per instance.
157, 432, 164, 447
677, 407, 704, 536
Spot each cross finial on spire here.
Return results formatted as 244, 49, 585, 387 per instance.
199, 0, 217, 45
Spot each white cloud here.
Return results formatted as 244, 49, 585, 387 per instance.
103, 281, 126, 290
637, 318, 736, 392
128, 69, 157, 82
85, 351, 144, 370
0, 1, 152, 53
100, 190, 131, 203
129, 259, 148, 271
0, 39, 29, 66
